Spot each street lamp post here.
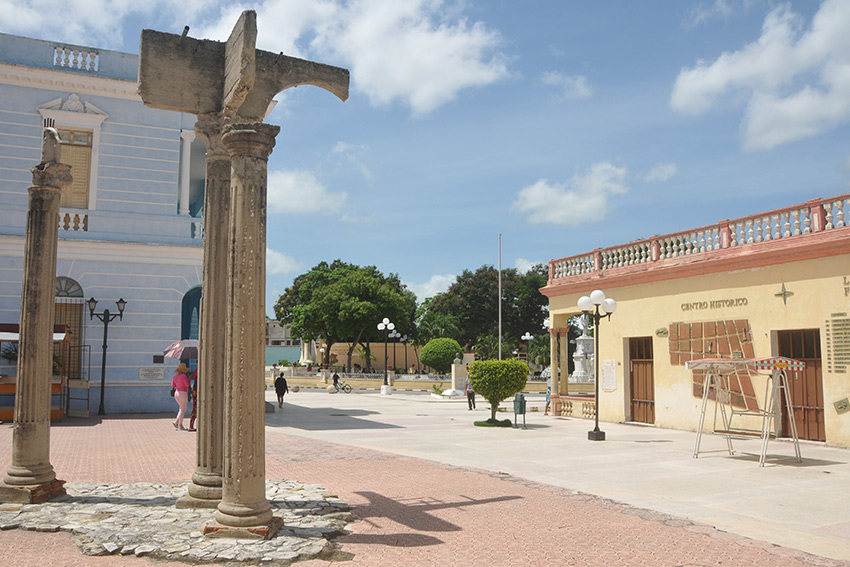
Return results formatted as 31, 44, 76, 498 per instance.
577, 289, 617, 441
376, 317, 394, 394
389, 329, 400, 372
87, 297, 127, 416
401, 335, 409, 373
521, 331, 533, 361
319, 347, 325, 369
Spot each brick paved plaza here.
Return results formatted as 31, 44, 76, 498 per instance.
1, 389, 848, 567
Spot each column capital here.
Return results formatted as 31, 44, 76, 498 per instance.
222, 122, 280, 160
195, 114, 229, 160
181, 129, 197, 142
31, 162, 72, 191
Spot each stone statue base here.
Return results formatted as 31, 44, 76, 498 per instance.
0, 479, 65, 503
204, 516, 283, 539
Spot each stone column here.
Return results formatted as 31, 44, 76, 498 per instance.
548, 329, 558, 393
179, 115, 228, 508
208, 122, 280, 535
179, 129, 195, 215
559, 330, 570, 395
0, 129, 70, 504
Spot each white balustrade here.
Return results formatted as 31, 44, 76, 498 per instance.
53, 46, 99, 71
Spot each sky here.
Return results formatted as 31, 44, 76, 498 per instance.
4, 0, 850, 315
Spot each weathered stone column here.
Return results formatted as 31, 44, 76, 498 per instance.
179, 115, 229, 508
548, 328, 558, 394
208, 121, 280, 535
559, 330, 570, 395
0, 129, 70, 503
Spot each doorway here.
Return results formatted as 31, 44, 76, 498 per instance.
777, 329, 824, 442
629, 337, 655, 424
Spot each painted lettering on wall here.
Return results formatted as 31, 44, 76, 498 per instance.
681, 298, 748, 311
844, 276, 849, 297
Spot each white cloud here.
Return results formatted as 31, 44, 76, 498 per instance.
684, 0, 737, 28
643, 163, 679, 183
407, 273, 456, 300
671, 0, 850, 150
308, 0, 509, 115
267, 169, 347, 215
266, 247, 304, 274
539, 71, 593, 100
512, 162, 629, 225
514, 258, 538, 273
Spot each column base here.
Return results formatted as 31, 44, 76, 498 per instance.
176, 494, 221, 509
0, 479, 66, 503
380, 385, 392, 395
587, 429, 606, 441
203, 516, 283, 539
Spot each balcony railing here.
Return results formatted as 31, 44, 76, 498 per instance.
549, 194, 849, 283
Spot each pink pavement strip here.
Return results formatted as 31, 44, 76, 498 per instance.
1, 414, 847, 567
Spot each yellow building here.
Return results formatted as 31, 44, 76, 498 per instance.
542, 194, 850, 447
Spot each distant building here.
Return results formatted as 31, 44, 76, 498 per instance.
265, 318, 301, 347
542, 194, 850, 448
0, 33, 206, 415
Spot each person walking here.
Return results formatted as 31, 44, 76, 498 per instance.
171, 362, 191, 431
274, 372, 289, 408
465, 376, 476, 410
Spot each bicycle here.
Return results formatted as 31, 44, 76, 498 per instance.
334, 379, 352, 394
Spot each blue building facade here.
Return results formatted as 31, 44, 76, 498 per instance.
0, 33, 207, 414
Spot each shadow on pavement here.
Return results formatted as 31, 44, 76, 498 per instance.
339, 532, 444, 547
352, 491, 523, 533
266, 403, 402, 432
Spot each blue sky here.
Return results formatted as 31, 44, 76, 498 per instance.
5, 1, 850, 313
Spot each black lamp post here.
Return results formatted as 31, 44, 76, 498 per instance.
377, 317, 394, 386
401, 335, 409, 372
389, 328, 400, 372
521, 331, 533, 361
88, 297, 126, 416
578, 289, 616, 441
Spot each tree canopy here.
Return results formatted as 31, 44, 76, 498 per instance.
428, 264, 549, 348
273, 260, 416, 370
419, 338, 463, 373
468, 359, 529, 421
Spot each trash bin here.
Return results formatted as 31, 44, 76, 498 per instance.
513, 393, 527, 429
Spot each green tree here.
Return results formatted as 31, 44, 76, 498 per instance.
468, 359, 529, 421
416, 297, 462, 344
428, 264, 549, 348
419, 338, 463, 374
274, 260, 416, 370
471, 333, 517, 361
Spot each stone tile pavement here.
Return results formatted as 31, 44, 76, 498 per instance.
0, 391, 848, 567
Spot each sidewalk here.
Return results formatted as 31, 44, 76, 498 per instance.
0, 388, 847, 567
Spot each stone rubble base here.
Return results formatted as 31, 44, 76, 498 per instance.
0, 480, 354, 566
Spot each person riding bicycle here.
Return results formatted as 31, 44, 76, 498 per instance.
333, 372, 340, 392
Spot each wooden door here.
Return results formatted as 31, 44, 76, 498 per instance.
629, 337, 655, 424
778, 329, 824, 442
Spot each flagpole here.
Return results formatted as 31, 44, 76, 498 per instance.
498, 233, 502, 360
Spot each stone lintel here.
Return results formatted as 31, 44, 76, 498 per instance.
203, 515, 283, 539
0, 479, 66, 504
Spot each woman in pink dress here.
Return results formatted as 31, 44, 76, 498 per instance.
171, 362, 191, 431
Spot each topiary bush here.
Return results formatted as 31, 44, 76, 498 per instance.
419, 338, 463, 374
469, 358, 529, 422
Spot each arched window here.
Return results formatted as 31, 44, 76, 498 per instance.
54, 277, 84, 379
181, 286, 201, 340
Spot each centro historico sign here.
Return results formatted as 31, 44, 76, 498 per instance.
681, 298, 748, 311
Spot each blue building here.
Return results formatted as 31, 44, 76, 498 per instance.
0, 33, 207, 415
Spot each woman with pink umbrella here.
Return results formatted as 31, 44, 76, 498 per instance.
171, 362, 191, 431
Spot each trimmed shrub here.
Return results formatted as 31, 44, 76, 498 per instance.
469, 359, 528, 421
420, 338, 463, 374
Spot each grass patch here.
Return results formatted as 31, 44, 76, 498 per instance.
473, 418, 513, 428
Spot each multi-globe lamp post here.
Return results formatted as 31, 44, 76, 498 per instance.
87, 297, 127, 416
389, 328, 401, 372
577, 289, 617, 441
520, 331, 533, 361
377, 317, 394, 394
